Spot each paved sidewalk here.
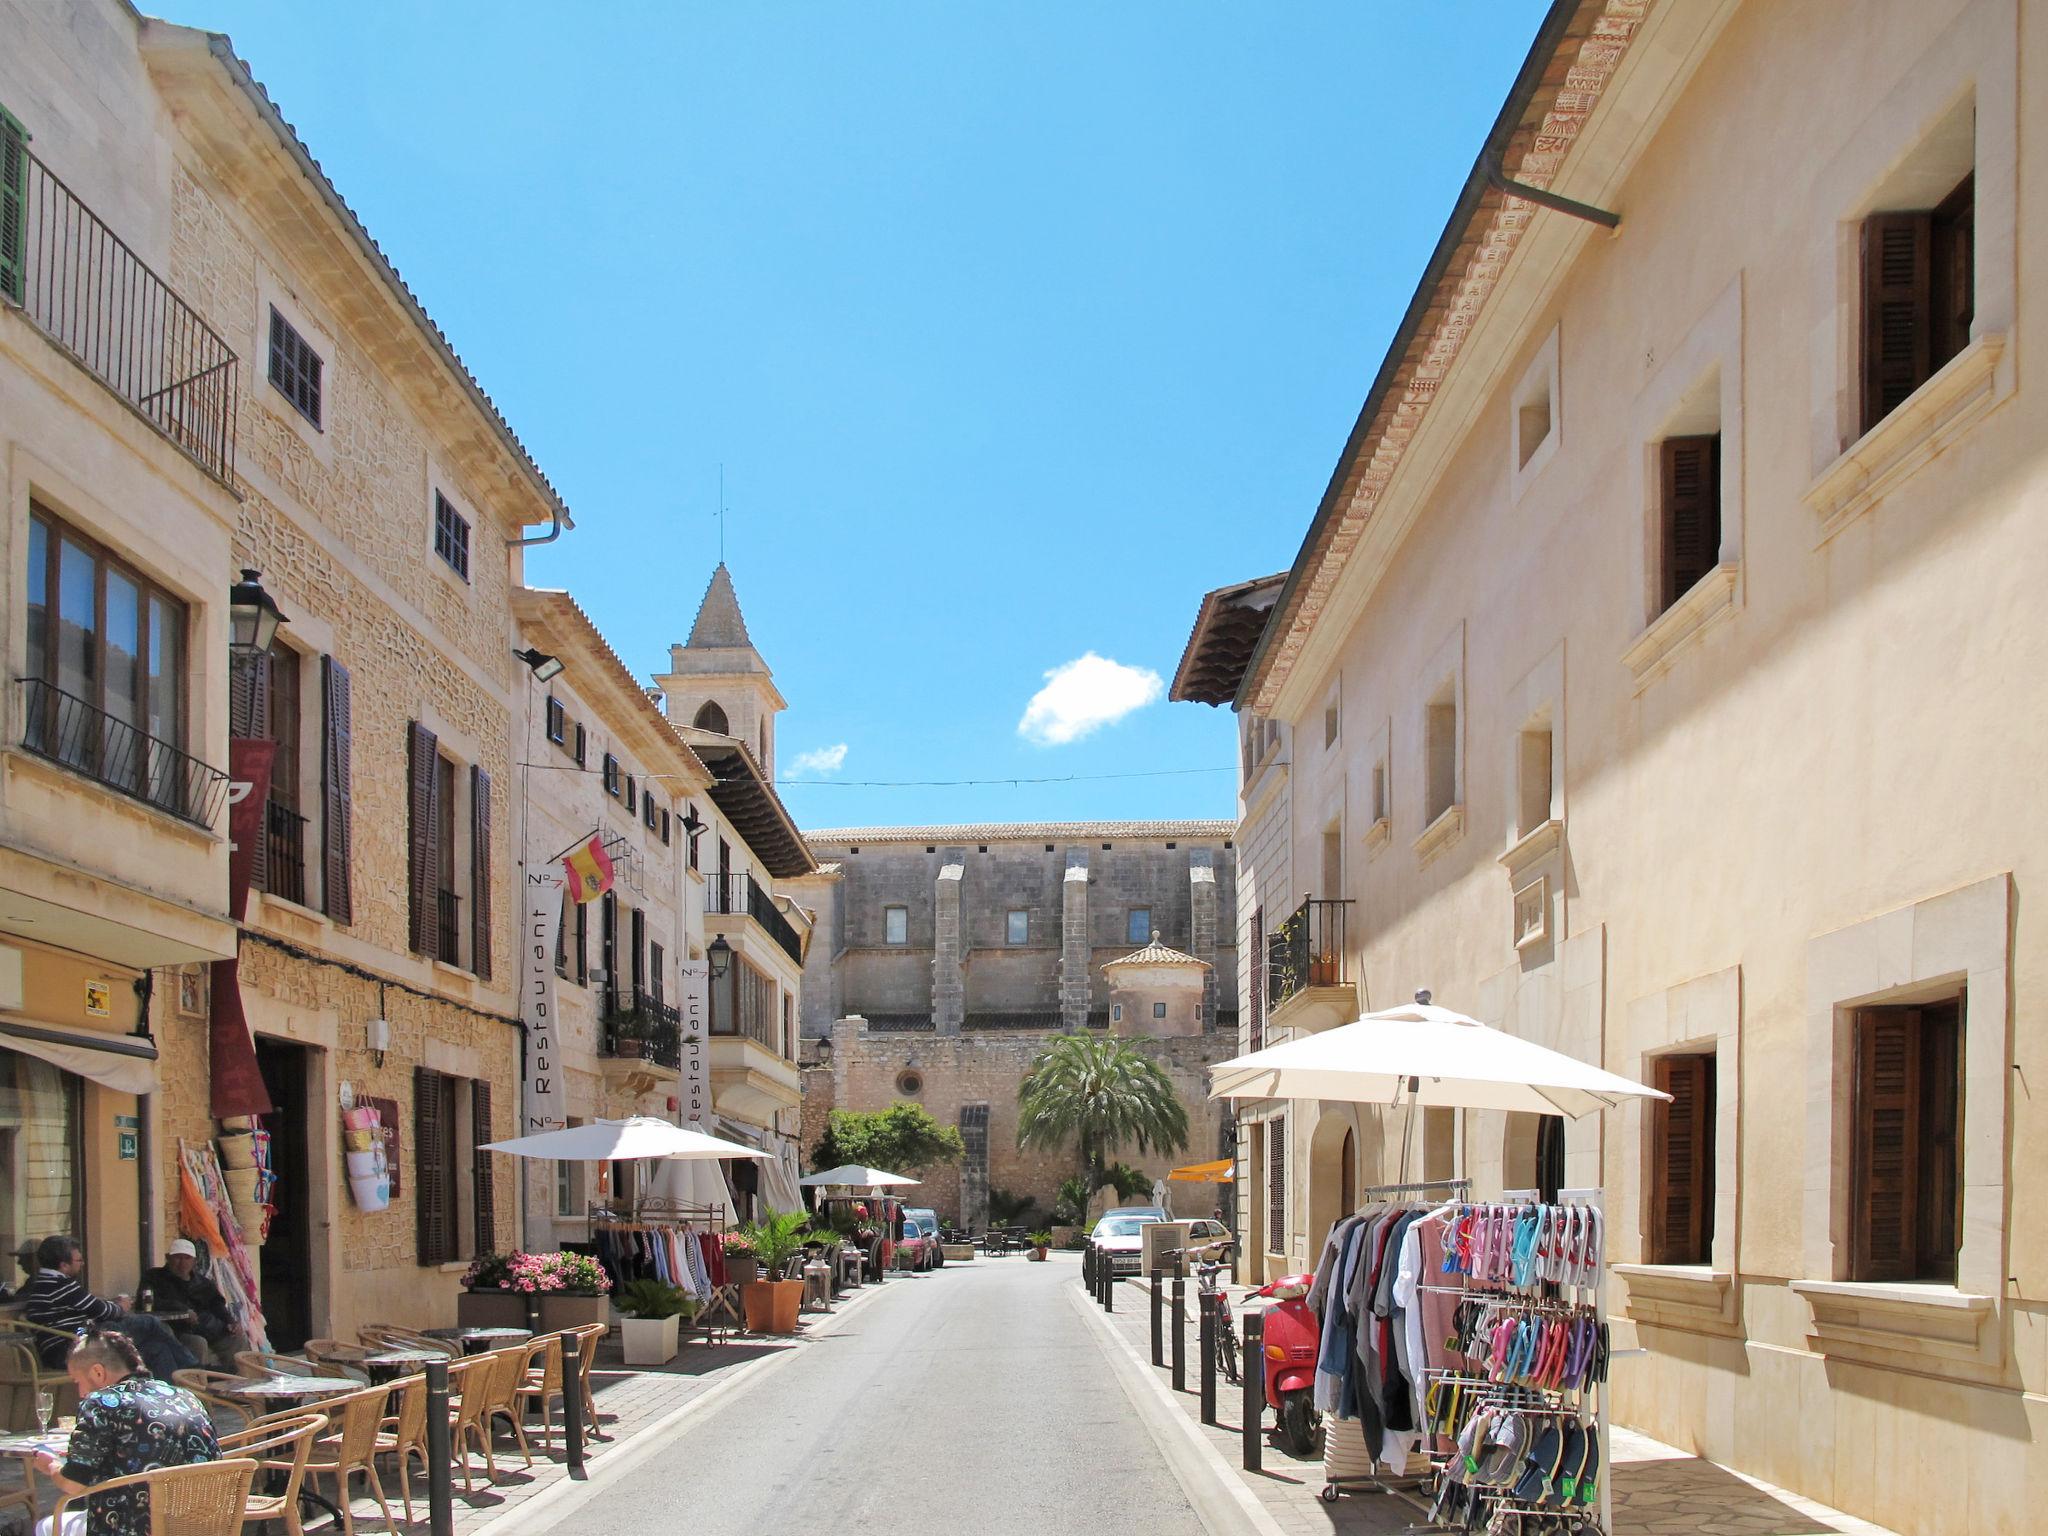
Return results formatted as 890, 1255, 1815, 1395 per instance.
1102, 1275, 1899, 1536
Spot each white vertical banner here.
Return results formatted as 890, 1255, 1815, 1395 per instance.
523, 871, 568, 1134
677, 959, 711, 1125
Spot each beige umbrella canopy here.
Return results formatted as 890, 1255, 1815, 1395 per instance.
797, 1165, 920, 1189
480, 1116, 770, 1161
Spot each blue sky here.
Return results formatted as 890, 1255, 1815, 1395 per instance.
158, 1, 1547, 829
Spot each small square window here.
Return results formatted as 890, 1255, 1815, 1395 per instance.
267, 307, 323, 429
602, 754, 621, 796
1153, 1001, 1167, 1020
433, 492, 471, 582
1127, 908, 1152, 945
884, 906, 908, 946
1006, 910, 1029, 944
545, 696, 566, 745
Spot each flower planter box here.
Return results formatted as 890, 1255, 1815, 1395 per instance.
619, 1314, 680, 1367
726, 1255, 759, 1288
457, 1291, 531, 1330
940, 1243, 976, 1263
742, 1279, 802, 1335
538, 1294, 610, 1334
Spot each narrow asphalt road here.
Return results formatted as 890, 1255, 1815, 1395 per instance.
527, 1254, 1213, 1534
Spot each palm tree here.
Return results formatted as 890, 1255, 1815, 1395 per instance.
1017, 1032, 1189, 1188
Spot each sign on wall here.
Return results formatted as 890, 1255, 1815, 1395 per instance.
114, 1113, 138, 1161
678, 959, 710, 1125
523, 870, 567, 1135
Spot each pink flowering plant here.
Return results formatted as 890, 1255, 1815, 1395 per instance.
721, 1231, 754, 1257
463, 1250, 610, 1296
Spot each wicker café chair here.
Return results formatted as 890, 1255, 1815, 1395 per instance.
357, 1325, 455, 1357
479, 1345, 534, 1470
301, 1340, 375, 1382
444, 1355, 494, 1492
48, 1457, 259, 1536
301, 1384, 400, 1536
513, 1333, 564, 1452
218, 1412, 324, 1536
172, 1369, 266, 1435
233, 1350, 322, 1380
570, 1322, 607, 1439
372, 1372, 430, 1525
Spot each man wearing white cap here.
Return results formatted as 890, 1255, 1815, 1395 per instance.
139, 1239, 244, 1365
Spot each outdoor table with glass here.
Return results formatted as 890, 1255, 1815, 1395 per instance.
360, 1349, 442, 1384
423, 1326, 532, 1355
218, 1374, 360, 1410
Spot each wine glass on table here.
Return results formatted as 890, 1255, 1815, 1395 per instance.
33, 1390, 53, 1436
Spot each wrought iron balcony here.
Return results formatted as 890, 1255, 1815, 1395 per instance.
705, 871, 803, 965
16, 677, 228, 828
2, 138, 238, 486
1266, 897, 1354, 1025
259, 802, 307, 906
434, 889, 461, 968
601, 987, 682, 1069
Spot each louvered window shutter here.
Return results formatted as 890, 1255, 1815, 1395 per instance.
1266, 1112, 1287, 1248
1651, 1054, 1711, 1264
471, 1079, 495, 1256
470, 764, 492, 981
1249, 910, 1264, 1051
1852, 1011, 1921, 1282
415, 1067, 452, 1266
555, 889, 569, 979
407, 722, 441, 957
1860, 212, 1933, 434
1659, 435, 1721, 611
234, 653, 274, 892
320, 657, 353, 924
0, 108, 26, 306
574, 899, 588, 986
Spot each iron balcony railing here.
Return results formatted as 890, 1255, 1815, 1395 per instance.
600, 987, 682, 1069
2, 138, 238, 486
1266, 897, 1352, 1015
434, 889, 462, 968
17, 677, 228, 828
705, 871, 803, 966
262, 803, 307, 906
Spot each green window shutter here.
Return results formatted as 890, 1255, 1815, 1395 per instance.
0, 105, 29, 306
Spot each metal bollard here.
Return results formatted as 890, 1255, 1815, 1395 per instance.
425, 1357, 454, 1536
561, 1334, 587, 1476
1170, 1275, 1186, 1393
1198, 1289, 1218, 1426
1241, 1308, 1264, 1472
1102, 1252, 1114, 1313
1149, 1262, 1165, 1367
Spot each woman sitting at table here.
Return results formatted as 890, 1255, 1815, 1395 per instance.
30, 1330, 219, 1536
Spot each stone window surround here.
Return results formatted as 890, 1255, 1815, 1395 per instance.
417, 705, 485, 979
1797, 872, 2009, 1369
1411, 620, 1466, 863
1800, 0, 2017, 539
1612, 965, 1742, 1335
254, 270, 335, 467
1362, 715, 1392, 853
883, 905, 908, 946
1509, 325, 1561, 503
1620, 275, 1744, 691
425, 460, 477, 599
1500, 643, 1565, 868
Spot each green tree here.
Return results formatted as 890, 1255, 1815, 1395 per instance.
810, 1101, 965, 1176
1016, 1033, 1188, 1186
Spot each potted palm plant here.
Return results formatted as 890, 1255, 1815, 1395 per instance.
1027, 1230, 1053, 1261
615, 1279, 694, 1366
737, 1210, 810, 1335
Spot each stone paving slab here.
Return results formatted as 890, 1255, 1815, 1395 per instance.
1109, 1275, 1901, 1536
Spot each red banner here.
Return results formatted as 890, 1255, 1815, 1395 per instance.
212, 739, 278, 1120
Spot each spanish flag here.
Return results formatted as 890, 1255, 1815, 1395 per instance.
562, 834, 615, 903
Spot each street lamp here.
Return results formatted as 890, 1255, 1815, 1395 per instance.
227, 569, 287, 660
707, 934, 733, 981
514, 646, 565, 682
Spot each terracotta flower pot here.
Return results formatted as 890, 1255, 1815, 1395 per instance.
1029, 1246, 1049, 1262
742, 1279, 802, 1334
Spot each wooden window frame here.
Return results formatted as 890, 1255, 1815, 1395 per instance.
1859, 174, 1974, 437
414, 1067, 459, 1266
883, 905, 908, 946
545, 696, 566, 745
1648, 1051, 1716, 1266
432, 491, 471, 582
572, 723, 587, 767
1657, 435, 1723, 615
602, 754, 621, 797
267, 306, 323, 429
1849, 999, 1962, 1284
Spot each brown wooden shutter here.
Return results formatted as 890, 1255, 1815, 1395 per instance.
1249, 909, 1264, 1051
407, 722, 441, 957
470, 764, 492, 981
471, 1078, 495, 1256
414, 1067, 452, 1266
1860, 212, 1932, 434
320, 657, 353, 925
574, 899, 588, 986
1660, 436, 1721, 611
1651, 1054, 1710, 1264
1852, 1010, 1921, 1282
555, 889, 569, 978
233, 653, 274, 892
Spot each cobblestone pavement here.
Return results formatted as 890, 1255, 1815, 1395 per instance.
1104, 1274, 1900, 1536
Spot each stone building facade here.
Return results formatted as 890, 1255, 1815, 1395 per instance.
793, 824, 1239, 1228
1171, 3, 2048, 1532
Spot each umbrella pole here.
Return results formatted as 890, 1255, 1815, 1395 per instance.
1393, 1076, 1420, 1184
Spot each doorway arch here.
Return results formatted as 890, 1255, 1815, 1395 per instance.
1307, 1109, 1359, 1254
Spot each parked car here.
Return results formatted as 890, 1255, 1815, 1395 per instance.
1102, 1205, 1169, 1223
901, 1208, 944, 1269
1089, 1212, 1163, 1278
1180, 1218, 1238, 1264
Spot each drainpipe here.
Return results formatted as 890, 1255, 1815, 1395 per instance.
1480, 143, 1620, 230
507, 508, 563, 547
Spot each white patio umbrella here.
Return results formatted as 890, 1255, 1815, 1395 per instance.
1210, 995, 1667, 1119
797, 1164, 920, 1189
479, 1116, 770, 1162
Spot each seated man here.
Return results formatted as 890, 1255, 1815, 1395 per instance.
31, 1329, 220, 1536
17, 1236, 195, 1382
139, 1239, 245, 1366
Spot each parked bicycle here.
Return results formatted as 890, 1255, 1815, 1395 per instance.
1164, 1249, 1239, 1385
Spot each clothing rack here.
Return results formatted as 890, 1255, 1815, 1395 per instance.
1358, 1178, 1470, 1199
589, 1203, 741, 1336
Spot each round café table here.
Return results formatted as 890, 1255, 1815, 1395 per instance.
219, 1374, 362, 1412
421, 1326, 532, 1356
360, 1349, 444, 1385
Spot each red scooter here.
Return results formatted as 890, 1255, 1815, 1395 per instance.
1254, 1273, 1323, 1457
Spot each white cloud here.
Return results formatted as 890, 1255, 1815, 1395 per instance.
1017, 653, 1164, 746
787, 742, 849, 778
